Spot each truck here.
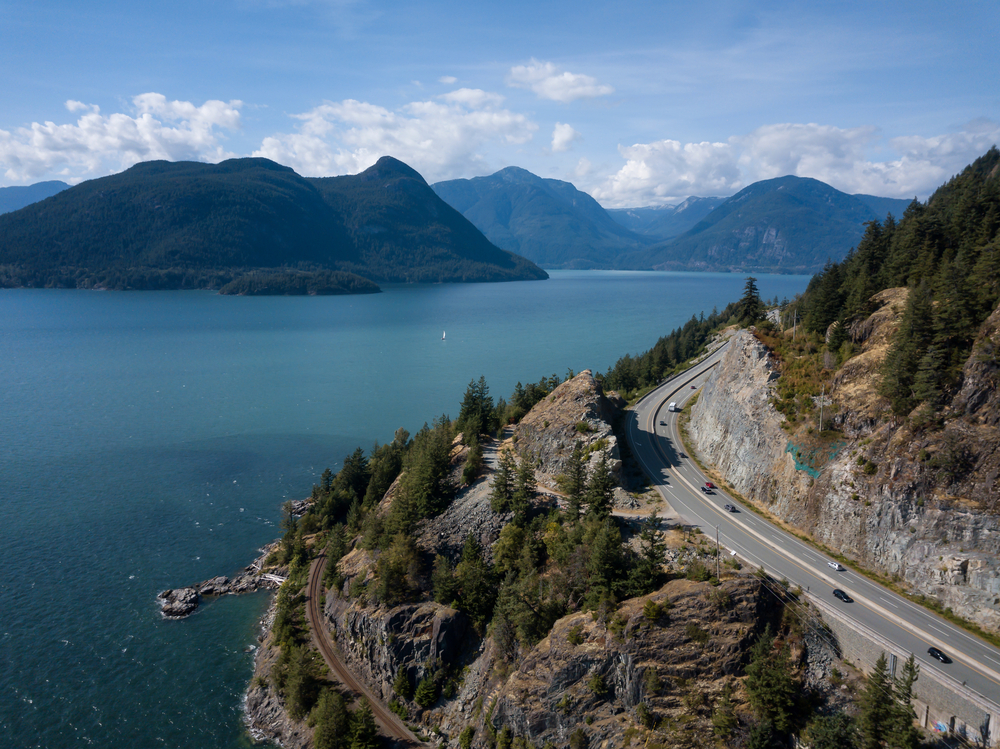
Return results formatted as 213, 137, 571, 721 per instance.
667, 402, 678, 412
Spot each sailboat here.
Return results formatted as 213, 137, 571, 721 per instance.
441, 331, 446, 340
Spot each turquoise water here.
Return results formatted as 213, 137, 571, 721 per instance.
0, 271, 808, 747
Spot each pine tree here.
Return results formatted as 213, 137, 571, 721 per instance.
807, 712, 857, 749
349, 698, 380, 749
887, 654, 921, 749
743, 624, 797, 734
490, 448, 516, 513
584, 451, 615, 520
511, 452, 536, 526
858, 653, 894, 749
557, 441, 587, 517
310, 690, 351, 749
738, 276, 765, 326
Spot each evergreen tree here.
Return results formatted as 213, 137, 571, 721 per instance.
414, 674, 438, 708
431, 554, 459, 605
712, 680, 738, 740
393, 665, 413, 700
743, 624, 797, 734
887, 655, 921, 749
490, 448, 516, 513
557, 441, 587, 517
584, 451, 615, 520
858, 653, 894, 749
310, 690, 351, 749
632, 509, 666, 593
807, 713, 857, 749
511, 452, 536, 526
738, 276, 765, 326
349, 699, 380, 749
455, 533, 496, 631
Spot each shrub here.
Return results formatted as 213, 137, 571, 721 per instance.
569, 728, 588, 749
574, 421, 593, 433
636, 702, 655, 729
685, 623, 710, 644
643, 599, 663, 622
567, 624, 584, 646
643, 669, 662, 695
587, 672, 607, 698
459, 727, 475, 749
393, 666, 413, 700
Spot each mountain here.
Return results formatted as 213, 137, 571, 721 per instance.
606, 196, 727, 241
621, 176, 914, 274
0, 157, 547, 290
0, 180, 69, 214
432, 167, 652, 268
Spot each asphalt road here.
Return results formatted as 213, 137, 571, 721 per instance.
626, 343, 1000, 707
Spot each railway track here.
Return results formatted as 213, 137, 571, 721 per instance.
305, 552, 422, 747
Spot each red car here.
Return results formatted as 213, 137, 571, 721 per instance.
705, 482, 715, 489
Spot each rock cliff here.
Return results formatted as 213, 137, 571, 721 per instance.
688, 295, 1000, 632
512, 370, 624, 489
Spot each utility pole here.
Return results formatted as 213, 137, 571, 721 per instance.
715, 525, 721, 580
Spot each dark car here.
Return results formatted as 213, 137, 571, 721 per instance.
700, 486, 710, 493
691, 385, 696, 389
833, 589, 853, 603
659, 420, 666, 426
927, 647, 951, 664
724, 504, 736, 512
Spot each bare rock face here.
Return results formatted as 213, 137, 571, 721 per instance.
688, 297, 1000, 632
488, 577, 776, 747
513, 370, 624, 489
323, 595, 473, 705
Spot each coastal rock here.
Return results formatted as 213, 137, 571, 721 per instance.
158, 587, 199, 618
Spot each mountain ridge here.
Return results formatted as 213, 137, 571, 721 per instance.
0, 156, 547, 290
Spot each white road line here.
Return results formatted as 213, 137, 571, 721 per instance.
930, 625, 950, 636
879, 597, 899, 609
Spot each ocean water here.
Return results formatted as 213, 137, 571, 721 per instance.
0, 271, 808, 748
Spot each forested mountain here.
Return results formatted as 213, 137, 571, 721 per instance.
432, 167, 651, 268
606, 196, 727, 240
791, 146, 1000, 416
0, 180, 69, 215
619, 176, 914, 274
0, 157, 546, 290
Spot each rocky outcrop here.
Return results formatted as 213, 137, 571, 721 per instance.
688, 296, 1000, 632
486, 577, 777, 747
158, 542, 284, 618
323, 595, 474, 706
513, 370, 624, 489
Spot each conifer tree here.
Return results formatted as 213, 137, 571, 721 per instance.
858, 653, 894, 749
491, 448, 516, 513
738, 276, 765, 326
887, 654, 921, 749
511, 452, 536, 526
743, 624, 797, 734
349, 698, 380, 749
585, 451, 615, 520
558, 441, 587, 517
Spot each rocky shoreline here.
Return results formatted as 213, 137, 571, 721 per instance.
157, 540, 286, 618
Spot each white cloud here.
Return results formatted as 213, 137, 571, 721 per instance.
0, 94, 242, 183
439, 88, 505, 108
573, 157, 592, 180
507, 59, 614, 103
439, 76, 457, 85
592, 139, 740, 207
551, 122, 580, 153
253, 92, 536, 182
591, 120, 1000, 208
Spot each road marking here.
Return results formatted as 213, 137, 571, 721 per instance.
879, 597, 898, 609
930, 625, 950, 636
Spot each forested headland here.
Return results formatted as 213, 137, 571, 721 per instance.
0, 156, 547, 291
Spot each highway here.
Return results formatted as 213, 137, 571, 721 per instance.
626, 342, 1000, 707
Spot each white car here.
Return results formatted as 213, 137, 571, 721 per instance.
827, 561, 845, 571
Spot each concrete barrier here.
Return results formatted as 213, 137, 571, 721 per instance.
807, 593, 999, 746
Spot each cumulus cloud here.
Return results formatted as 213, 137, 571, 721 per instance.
507, 59, 613, 103
0, 94, 242, 183
592, 120, 1000, 208
551, 122, 580, 152
253, 90, 536, 182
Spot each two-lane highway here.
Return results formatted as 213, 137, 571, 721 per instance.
627, 342, 1000, 706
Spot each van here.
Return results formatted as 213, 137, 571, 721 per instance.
668, 402, 678, 412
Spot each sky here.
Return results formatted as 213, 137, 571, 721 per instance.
1, 0, 998, 207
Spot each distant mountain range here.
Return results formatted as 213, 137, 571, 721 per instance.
432, 167, 652, 268
0, 180, 68, 214
434, 167, 913, 273
606, 197, 727, 240
0, 158, 546, 291
619, 176, 914, 274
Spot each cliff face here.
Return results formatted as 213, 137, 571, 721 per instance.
487, 577, 777, 748
513, 370, 624, 489
688, 298, 1000, 631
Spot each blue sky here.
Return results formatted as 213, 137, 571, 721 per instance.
1, 0, 997, 206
